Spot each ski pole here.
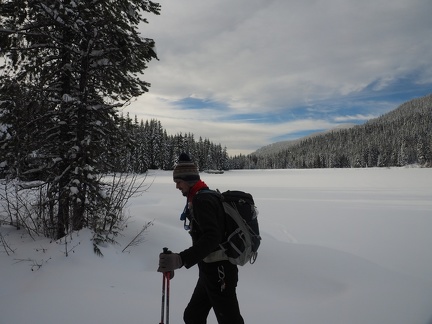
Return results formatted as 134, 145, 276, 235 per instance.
159, 248, 171, 324
159, 271, 166, 324
165, 271, 171, 324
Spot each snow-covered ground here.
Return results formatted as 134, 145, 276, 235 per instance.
1, 168, 432, 324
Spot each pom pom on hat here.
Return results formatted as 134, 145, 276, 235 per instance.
178, 152, 192, 163
173, 153, 200, 184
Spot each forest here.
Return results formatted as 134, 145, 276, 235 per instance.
78, 93, 432, 173
229, 94, 432, 169
105, 93, 432, 172
113, 116, 230, 172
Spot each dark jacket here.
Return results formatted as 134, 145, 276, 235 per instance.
179, 191, 226, 269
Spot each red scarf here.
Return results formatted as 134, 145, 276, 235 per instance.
187, 180, 209, 203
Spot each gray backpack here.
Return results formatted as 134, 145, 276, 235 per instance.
201, 190, 261, 266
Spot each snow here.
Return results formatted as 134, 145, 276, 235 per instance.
1, 168, 432, 324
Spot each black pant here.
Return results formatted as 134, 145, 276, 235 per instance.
184, 260, 244, 324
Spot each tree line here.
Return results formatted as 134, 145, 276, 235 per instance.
114, 116, 230, 172
229, 94, 432, 169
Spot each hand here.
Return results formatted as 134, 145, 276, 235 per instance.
158, 253, 183, 273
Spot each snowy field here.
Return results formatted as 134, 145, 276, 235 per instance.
1, 168, 432, 324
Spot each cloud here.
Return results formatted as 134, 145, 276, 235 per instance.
127, 0, 432, 155
333, 115, 378, 122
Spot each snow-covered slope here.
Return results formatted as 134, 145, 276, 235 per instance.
253, 124, 355, 156
1, 168, 432, 324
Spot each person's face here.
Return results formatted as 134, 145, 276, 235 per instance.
174, 179, 191, 197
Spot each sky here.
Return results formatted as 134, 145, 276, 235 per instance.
125, 0, 432, 155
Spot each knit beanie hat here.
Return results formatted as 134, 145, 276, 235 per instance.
173, 153, 200, 184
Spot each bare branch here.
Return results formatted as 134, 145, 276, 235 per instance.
122, 220, 153, 253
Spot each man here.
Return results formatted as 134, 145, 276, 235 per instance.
157, 153, 244, 324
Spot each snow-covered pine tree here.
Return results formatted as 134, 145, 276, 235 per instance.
0, 0, 160, 243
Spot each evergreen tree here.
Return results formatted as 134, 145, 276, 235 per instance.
0, 0, 160, 240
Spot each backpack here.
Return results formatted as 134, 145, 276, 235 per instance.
201, 189, 261, 266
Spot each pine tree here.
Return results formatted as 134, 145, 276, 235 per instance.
0, 0, 160, 241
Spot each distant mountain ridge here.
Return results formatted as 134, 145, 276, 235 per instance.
230, 93, 432, 169
253, 124, 356, 156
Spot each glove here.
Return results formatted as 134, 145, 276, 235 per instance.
158, 253, 183, 273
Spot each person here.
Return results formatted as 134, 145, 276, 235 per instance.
157, 153, 244, 324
